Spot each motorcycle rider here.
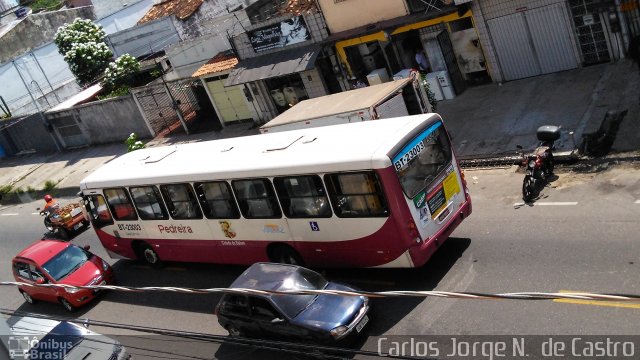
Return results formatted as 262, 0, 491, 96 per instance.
42, 194, 61, 220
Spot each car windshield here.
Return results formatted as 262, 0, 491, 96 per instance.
29, 322, 84, 357
42, 245, 90, 281
271, 267, 329, 318
394, 122, 453, 198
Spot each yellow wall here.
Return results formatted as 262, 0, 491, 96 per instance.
318, 0, 408, 34
335, 10, 474, 75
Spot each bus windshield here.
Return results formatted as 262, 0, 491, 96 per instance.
393, 121, 453, 198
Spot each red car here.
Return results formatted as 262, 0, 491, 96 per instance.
12, 240, 114, 312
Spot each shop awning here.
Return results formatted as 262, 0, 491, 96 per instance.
224, 46, 321, 86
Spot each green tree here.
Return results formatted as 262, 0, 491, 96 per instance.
102, 54, 140, 93
54, 18, 113, 87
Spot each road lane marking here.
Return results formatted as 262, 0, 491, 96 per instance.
554, 290, 640, 309
32, 212, 41, 215
0, 213, 19, 216
635, 200, 640, 204
514, 202, 578, 207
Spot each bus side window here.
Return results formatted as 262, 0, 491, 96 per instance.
160, 183, 203, 220
129, 186, 169, 220
231, 179, 282, 219
324, 172, 389, 218
104, 188, 138, 221
86, 194, 114, 228
194, 181, 240, 219
274, 175, 332, 218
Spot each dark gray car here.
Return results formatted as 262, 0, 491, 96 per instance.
215, 263, 370, 344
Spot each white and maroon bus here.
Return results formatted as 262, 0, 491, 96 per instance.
79, 114, 471, 268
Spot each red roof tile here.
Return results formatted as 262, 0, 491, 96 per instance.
277, 0, 317, 16
192, 52, 239, 78
138, 0, 204, 25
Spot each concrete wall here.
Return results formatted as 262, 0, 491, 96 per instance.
232, 12, 328, 60
91, 0, 133, 19
97, 0, 155, 34
300, 68, 327, 99
0, 7, 95, 64
317, 0, 408, 33
0, 113, 59, 156
107, 17, 180, 58
172, 0, 247, 39
46, 95, 152, 145
166, 11, 247, 79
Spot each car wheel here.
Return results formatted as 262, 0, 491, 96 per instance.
57, 227, 70, 241
227, 325, 243, 337
270, 245, 304, 266
139, 243, 164, 268
60, 298, 75, 312
20, 290, 36, 304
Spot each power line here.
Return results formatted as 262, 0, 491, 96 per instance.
0, 308, 405, 360
2, 282, 640, 302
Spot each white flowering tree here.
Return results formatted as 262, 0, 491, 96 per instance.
54, 18, 113, 87
102, 54, 140, 93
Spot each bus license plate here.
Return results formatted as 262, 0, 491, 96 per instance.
355, 315, 369, 333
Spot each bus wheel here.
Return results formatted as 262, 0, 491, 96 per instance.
137, 243, 164, 268
269, 245, 304, 266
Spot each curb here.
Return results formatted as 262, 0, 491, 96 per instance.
0, 186, 81, 206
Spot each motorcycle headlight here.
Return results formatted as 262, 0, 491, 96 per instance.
330, 325, 348, 338
528, 160, 536, 168
65, 287, 81, 294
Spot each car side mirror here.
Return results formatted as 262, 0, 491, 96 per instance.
82, 245, 91, 251
271, 318, 285, 324
36, 278, 45, 285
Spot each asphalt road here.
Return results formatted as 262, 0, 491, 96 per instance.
1, 162, 639, 359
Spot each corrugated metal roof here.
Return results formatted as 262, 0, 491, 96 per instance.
47, 84, 104, 113
192, 51, 239, 78
137, 0, 203, 25
261, 78, 412, 129
224, 46, 320, 86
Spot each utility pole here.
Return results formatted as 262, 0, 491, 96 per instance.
13, 60, 62, 151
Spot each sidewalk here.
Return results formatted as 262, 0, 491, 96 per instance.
1, 59, 638, 205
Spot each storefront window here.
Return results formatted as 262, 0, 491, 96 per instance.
266, 74, 308, 114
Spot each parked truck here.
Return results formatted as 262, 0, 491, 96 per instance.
259, 74, 432, 134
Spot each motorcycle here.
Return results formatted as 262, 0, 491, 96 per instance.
518, 125, 560, 202
39, 202, 90, 240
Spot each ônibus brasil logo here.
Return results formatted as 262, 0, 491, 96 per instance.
7, 336, 74, 359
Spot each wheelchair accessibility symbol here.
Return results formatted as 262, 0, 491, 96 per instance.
309, 221, 320, 231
